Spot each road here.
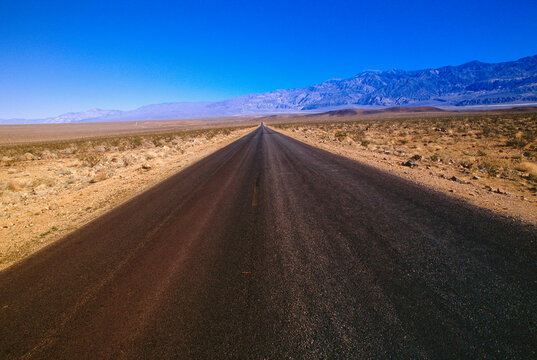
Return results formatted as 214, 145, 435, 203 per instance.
1, 125, 536, 359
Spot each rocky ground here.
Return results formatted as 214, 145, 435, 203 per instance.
0, 126, 254, 270
272, 113, 537, 225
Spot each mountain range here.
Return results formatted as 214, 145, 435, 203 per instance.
3, 54, 537, 124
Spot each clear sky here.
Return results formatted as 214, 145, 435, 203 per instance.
1, 0, 537, 119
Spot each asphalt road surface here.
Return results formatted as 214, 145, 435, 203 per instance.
1, 125, 536, 359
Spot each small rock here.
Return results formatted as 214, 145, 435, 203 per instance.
450, 176, 460, 182
484, 185, 493, 191
472, 175, 480, 180
449, 189, 455, 193
141, 163, 152, 170
402, 160, 419, 168
495, 188, 505, 194
32, 184, 48, 196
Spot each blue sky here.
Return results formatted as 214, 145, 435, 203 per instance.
1, 0, 537, 119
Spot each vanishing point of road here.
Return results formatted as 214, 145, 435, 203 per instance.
1, 125, 536, 359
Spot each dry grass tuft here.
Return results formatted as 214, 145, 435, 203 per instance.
7, 180, 22, 191
77, 153, 104, 167
516, 161, 537, 179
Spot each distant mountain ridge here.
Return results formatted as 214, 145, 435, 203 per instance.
2, 54, 537, 124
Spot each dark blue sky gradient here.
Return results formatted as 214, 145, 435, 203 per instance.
1, 0, 537, 118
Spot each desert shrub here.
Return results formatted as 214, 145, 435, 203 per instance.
57, 168, 72, 176
129, 136, 143, 148
7, 180, 22, 192
349, 130, 365, 142
481, 125, 492, 137
516, 161, 537, 181
122, 154, 138, 166
478, 158, 504, 176
1, 156, 14, 166
334, 131, 347, 141
77, 153, 103, 167
108, 138, 121, 147
458, 160, 474, 169
506, 131, 529, 149
31, 177, 55, 188
523, 130, 536, 144
204, 130, 218, 140
150, 137, 162, 147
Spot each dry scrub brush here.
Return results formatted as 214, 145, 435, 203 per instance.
0, 126, 249, 167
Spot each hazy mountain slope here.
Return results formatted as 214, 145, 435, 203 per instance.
263, 55, 537, 109
2, 55, 536, 124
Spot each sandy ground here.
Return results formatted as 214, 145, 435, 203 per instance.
274, 126, 537, 225
0, 126, 254, 270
